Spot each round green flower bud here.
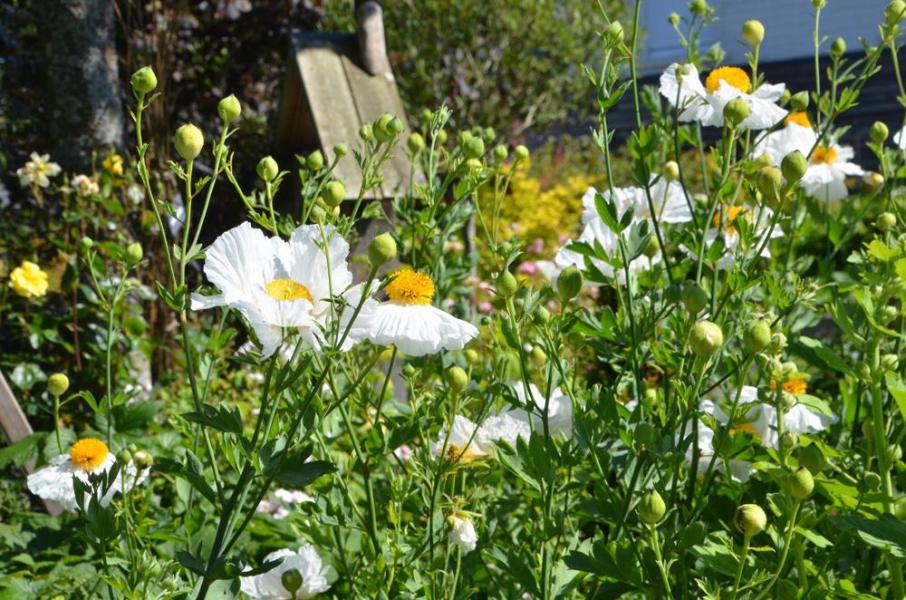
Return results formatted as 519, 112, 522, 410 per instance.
359, 123, 374, 141
790, 91, 810, 111
605, 21, 624, 44
637, 489, 666, 525
780, 89, 791, 105
407, 132, 426, 155
309, 205, 327, 224
830, 37, 847, 58
798, 443, 825, 474
870, 121, 890, 144
634, 422, 657, 448
256, 156, 279, 182
324, 181, 346, 206
756, 166, 783, 197
735, 503, 767, 537
533, 306, 551, 325
781, 150, 808, 183
47, 373, 70, 397
811, 0, 826, 7
557, 266, 584, 301
742, 20, 765, 46
374, 114, 395, 142
333, 143, 348, 158
126, 242, 144, 264
464, 349, 480, 364
388, 117, 404, 136
435, 129, 449, 145
117, 448, 133, 465
864, 172, 886, 192
173, 124, 204, 161
514, 145, 530, 160
643, 235, 660, 258
878, 212, 897, 231
130, 66, 158, 95
217, 94, 241, 123
465, 158, 484, 174
368, 232, 397, 267
887, 0, 906, 24
723, 98, 750, 127
281, 569, 303, 595
133, 450, 154, 469
668, 12, 680, 26
690, 321, 724, 358
446, 365, 469, 393
663, 160, 680, 181
307, 150, 325, 171
779, 431, 799, 454
682, 283, 709, 314
743, 319, 772, 354
80, 237, 94, 251
464, 136, 485, 159
530, 345, 547, 368
690, 0, 709, 14
788, 466, 815, 500
493, 144, 508, 163
482, 127, 496, 142
496, 271, 518, 298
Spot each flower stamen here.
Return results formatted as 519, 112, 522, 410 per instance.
70, 439, 110, 472
811, 146, 838, 165
705, 66, 751, 94
265, 278, 314, 302
386, 269, 435, 305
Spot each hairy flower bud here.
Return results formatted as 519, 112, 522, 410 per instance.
407, 132, 426, 155
256, 156, 279, 182
446, 366, 469, 393
690, 321, 724, 358
557, 266, 583, 301
830, 37, 847, 58
324, 181, 346, 206
514, 145, 530, 160
788, 466, 815, 500
126, 242, 143, 264
496, 271, 518, 298
130, 66, 158, 95
781, 151, 808, 183
333, 143, 348, 158
723, 98, 750, 127
174, 124, 204, 161
756, 166, 783, 197
664, 160, 680, 181
217, 94, 241, 123
47, 373, 70, 397
682, 283, 709, 314
870, 121, 890, 144
637, 489, 666, 525
743, 319, 772, 354
798, 443, 825, 474
368, 232, 398, 266
742, 20, 765, 46
735, 503, 767, 537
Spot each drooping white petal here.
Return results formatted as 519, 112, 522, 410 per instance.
361, 303, 477, 356
240, 544, 330, 599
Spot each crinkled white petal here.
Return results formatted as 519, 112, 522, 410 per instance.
509, 382, 573, 435
432, 415, 487, 459
752, 124, 817, 166
26, 454, 145, 513
449, 516, 478, 554
476, 413, 531, 452
240, 544, 330, 599
359, 302, 478, 356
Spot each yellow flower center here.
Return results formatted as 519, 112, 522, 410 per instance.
770, 378, 808, 395
811, 146, 837, 165
713, 206, 748, 234
784, 112, 812, 128
265, 278, 314, 302
447, 444, 482, 463
69, 439, 110, 472
705, 66, 751, 94
386, 269, 435, 305
730, 421, 762, 440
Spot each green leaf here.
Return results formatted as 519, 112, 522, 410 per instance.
886, 373, 906, 423
274, 459, 335, 489
833, 514, 906, 558
182, 404, 243, 435
0, 432, 45, 469
790, 336, 850, 374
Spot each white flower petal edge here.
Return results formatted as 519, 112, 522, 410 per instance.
449, 516, 478, 554
432, 415, 487, 460
895, 125, 906, 150
509, 382, 573, 435
752, 123, 816, 166
239, 543, 331, 599
800, 145, 864, 202
359, 303, 478, 356
26, 454, 145, 512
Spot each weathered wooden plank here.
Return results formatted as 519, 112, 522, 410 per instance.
0, 370, 62, 515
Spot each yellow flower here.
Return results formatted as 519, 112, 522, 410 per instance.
69, 438, 110, 472
103, 154, 124, 177
9, 260, 49, 298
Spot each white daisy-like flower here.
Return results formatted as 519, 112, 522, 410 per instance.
800, 143, 864, 202
191, 222, 370, 357
240, 543, 330, 599
71, 174, 99, 197
476, 412, 532, 450
894, 125, 906, 150
26, 439, 146, 512
682, 204, 782, 270
659, 63, 786, 130
432, 415, 488, 462
508, 382, 572, 435
16, 152, 62, 188
448, 515, 478, 554
751, 112, 816, 166
351, 269, 478, 356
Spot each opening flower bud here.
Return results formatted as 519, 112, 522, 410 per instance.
557, 266, 584, 301
663, 160, 680, 181
48, 373, 70, 397
743, 319, 772, 354
690, 321, 724, 358
864, 172, 885, 192
281, 569, 303, 595
637, 489, 666, 525
257, 156, 279, 182
870, 121, 890, 144
496, 271, 518, 298
781, 150, 808, 183
790, 91, 810, 111
734, 503, 767, 537
217, 94, 241, 123
445, 365, 469, 393
130, 66, 158, 95
368, 232, 398, 267
681, 283, 709, 314
324, 181, 346, 206
407, 132, 426, 155
742, 20, 765, 46
174, 124, 204, 161
723, 98, 750, 127
126, 242, 144, 264
788, 466, 815, 500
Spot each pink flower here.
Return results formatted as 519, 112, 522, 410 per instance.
518, 261, 539, 275
393, 445, 412, 462
558, 234, 570, 245
527, 238, 545, 254
478, 301, 493, 314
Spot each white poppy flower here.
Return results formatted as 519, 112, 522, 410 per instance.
751, 112, 817, 166
894, 125, 906, 150
192, 222, 370, 357
448, 515, 478, 554
26, 439, 146, 512
351, 269, 478, 356
508, 382, 572, 435
16, 152, 62, 188
800, 144, 864, 202
240, 543, 330, 599
659, 63, 786, 130
476, 412, 532, 450
432, 415, 488, 462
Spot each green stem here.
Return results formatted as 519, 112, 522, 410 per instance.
649, 524, 672, 596
731, 536, 750, 600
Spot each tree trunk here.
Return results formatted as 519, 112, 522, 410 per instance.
38, 0, 124, 171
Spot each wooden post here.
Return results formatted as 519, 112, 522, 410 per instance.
0, 370, 62, 515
